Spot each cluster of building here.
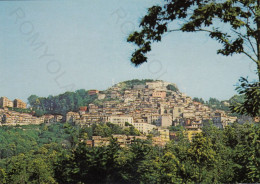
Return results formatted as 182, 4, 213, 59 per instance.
0, 108, 63, 125
85, 129, 170, 147
0, 96, 64, 125
0, 81, 241, 145
66, 81, 238, 143
0, 97, 27, 109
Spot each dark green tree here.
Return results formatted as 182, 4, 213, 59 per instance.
193, 97, 205, 104
27, 89, 97, 116
0, 167, 6, 184
230, 77, 260, 116
166, 84, 179, 92
223, 123, 260, 183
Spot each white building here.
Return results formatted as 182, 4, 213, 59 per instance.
146, 81, 171, 90
132, 122, 156, 134
106, 115, 134, 127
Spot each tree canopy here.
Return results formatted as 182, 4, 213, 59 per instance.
28, 89, 97, 116
0, 122, 259, 183
166, 84, 179, 92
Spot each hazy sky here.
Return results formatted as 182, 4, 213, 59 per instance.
0, 0, 258, 102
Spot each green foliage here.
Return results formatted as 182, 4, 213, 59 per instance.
28, 89, 97, 116
0, 123, 70, 161
168, 125, 184, 132
206, 97, 230, 112
54, 139, 124, 184
187, 133, 217, 182
193, 97, 205, 104
230, 77, 260, 117
229, 94, 245, 105
5, 146, 58, 184
117, 79, 154, 90
166, 84, 179, 92
159, 151, 182, 183
1, 122, 259, 183
127, 0, 259, 67
63, 122, 81, 149
194, 94, 246, 116
127, 0, 260, 117
92, 122, 140, 137
0, 167, 6, 184
54, 123, 259, 183
225, 123, 260, 182
124, 126, 141, 136
7, 107, 32, 114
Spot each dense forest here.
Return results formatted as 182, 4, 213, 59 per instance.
0, 122, 259, 183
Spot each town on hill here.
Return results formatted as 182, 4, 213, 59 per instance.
0, 80, 259, 184
0, 79, 258, 145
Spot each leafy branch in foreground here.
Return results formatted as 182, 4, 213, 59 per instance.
230, 77, 260, 117
128, 0, 260, 117
128, 0, 259, 71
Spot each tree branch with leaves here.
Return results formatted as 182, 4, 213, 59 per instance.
128, 0, 260, 117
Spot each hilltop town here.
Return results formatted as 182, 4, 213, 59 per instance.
0, 79, 246, 146
65, 80, 238, 129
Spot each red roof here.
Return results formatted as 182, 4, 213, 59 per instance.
79, 106, 88, 111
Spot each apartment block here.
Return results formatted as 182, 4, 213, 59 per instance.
152, 91, 166, 98
106, 115, 134, 127
132, 122, 156, 134
13, 99, 27, 109
0, 97, 13, 108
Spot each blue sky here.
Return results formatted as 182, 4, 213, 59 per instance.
0, 0, 258, 102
